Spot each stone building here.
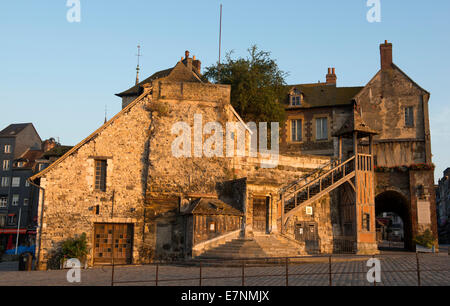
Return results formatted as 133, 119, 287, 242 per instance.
281, 41, 437, 251
30, 42, 437, 269
0, 126, 72, 250
0, 123, 42, 249
437, 168, 450, 243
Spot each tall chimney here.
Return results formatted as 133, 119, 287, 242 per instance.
326, 67, 337, 85
380, 40, 393, 70
184, 50, 192, 70
193, 58, 202, 74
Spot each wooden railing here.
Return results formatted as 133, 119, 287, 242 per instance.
282, 156, 356, 219
357, 154, 373, 171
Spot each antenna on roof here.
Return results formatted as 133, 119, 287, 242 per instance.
136, 44, 142, 85
218, 4, 223, 81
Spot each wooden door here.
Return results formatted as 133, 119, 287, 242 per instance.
94, 223, 133, 265
253, 197, 268, 233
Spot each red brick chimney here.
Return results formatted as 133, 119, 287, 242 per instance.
380, 40, 393, 70
326, 67, 337, 85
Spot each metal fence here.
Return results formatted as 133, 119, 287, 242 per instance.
108, 252, 450, 286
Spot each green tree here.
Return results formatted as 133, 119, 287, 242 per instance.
203, 45, 287, 124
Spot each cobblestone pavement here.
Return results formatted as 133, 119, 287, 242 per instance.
0, 253, 449, 286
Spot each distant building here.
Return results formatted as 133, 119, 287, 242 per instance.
437, 168, 450, 243
0, 124, 71, 250
0, 123, 42, 249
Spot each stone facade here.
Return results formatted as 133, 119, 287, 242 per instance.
32, 41, 438, 269
437, 168, 450, 243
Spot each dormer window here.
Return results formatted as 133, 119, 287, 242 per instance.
290, 89, 303, 106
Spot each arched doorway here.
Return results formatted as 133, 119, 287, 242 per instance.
375, 191, 413, 251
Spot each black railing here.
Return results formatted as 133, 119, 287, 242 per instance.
108, 253, 450, 286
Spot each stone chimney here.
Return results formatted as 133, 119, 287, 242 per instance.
326, 67, 337, 85
184, 50, 193, 70
42, 138, 57, 152
380, 40, 393, 70
193, 56, 201, 74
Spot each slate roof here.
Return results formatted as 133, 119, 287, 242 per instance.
182, 198, 243, 216
0, 123, 32, 137
284, 84, 363, 108
15, 149, 44, 170
116, 58, 204, 97
116, 68, 174, 97
42, 146, 73, 158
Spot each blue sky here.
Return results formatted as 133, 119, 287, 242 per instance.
0, 0, 449, 182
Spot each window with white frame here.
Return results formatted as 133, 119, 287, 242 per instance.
12, 195, 19, 206
291, 119, 302, 142
0, 215, 6, 227
4, 145, 11, 154
7, 215, 16, 225
0, 197, 7, 208
11, 177, 20, 187
2, 160, 10, 171
23, 198, 29, 206
315, 117, 328, 141
25, 180, 30, 187
1, 177, 10, 187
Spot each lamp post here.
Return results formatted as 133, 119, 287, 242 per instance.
15, 207, 22, 255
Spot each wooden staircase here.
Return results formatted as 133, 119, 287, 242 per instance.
281, 155, 358, 225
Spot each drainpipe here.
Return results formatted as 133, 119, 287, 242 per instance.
27, 178, 45, 271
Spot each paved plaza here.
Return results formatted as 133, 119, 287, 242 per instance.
0, 251, 449, 286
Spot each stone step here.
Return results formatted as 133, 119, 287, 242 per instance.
194, 235, 303, 259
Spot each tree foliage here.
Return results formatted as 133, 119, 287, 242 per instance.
203, 45, 287, 123
413, 229, 436, 249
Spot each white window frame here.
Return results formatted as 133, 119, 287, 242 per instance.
12, 194, 19, 206
2, 160, 11, 171
1, 177, 10, 187
291, 119, 302, 142
25, 180, 30, 187
4, 145, 11, 154
11, 177, 20, 188
0, 215, 6, 227
0, 197, 7, 208
7, 215, 16, 225
316, 117, 328, 141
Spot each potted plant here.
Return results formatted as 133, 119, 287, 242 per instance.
414, 229, 436, 253
60, 233, 89, 269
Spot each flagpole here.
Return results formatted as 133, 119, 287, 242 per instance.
15, 207, 22, 255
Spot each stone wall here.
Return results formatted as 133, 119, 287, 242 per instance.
36, 93, 153, 269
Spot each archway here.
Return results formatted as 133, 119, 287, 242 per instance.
375, 191, 413, 251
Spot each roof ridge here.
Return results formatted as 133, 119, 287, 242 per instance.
30, 88, 152, 181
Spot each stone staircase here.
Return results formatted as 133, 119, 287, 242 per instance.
194, 234, 302, 260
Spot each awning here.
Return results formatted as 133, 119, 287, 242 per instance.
8, 214, 15, 217
0, 229, 27, 234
